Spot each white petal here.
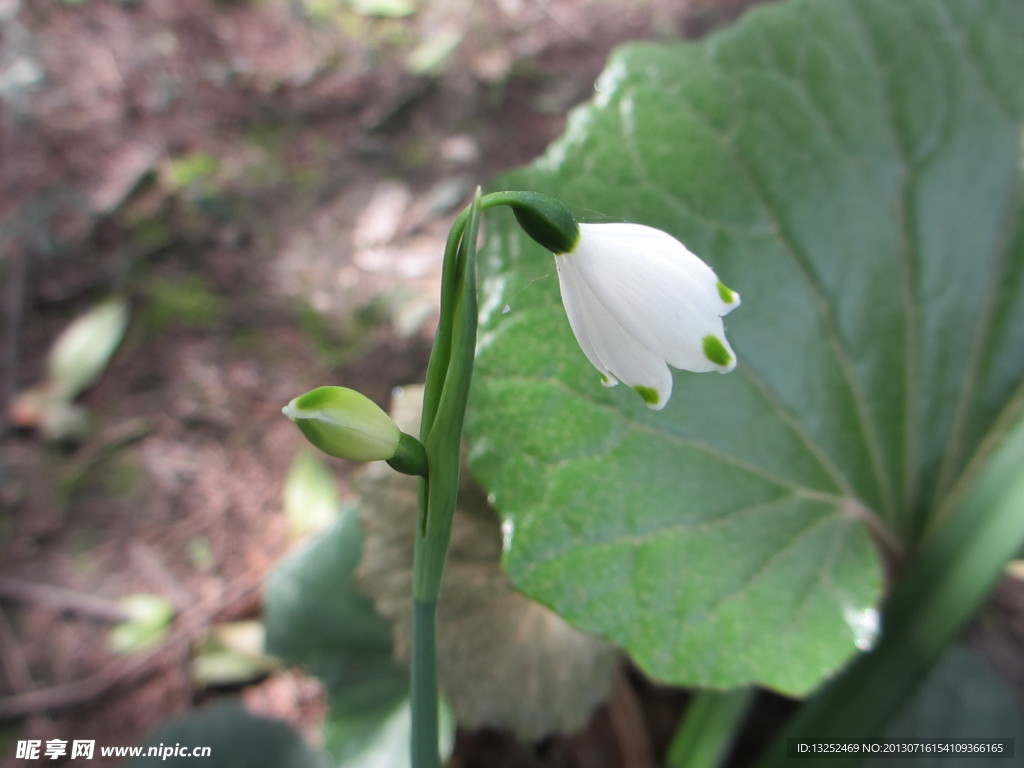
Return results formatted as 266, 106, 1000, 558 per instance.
693, 323, 738, 374
572, 223, 737, 373
557, 254, 673, 409
555, 256, 617, 386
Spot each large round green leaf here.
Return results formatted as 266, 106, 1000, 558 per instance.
467, 0, 1024, 694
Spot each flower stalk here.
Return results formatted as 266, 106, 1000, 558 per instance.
284, 188, 741, 768
666, 688, 754, 768
411, 188, 483, 768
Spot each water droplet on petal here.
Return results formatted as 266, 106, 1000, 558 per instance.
501, 518, 515, 552
843, 606, 881, 651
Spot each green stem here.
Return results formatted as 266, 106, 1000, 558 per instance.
757, 413, 1024, 768
420, 207, 472, 441
411, 598, 439, 768
420, 189, 578, 439
666, 688, 754, 768
408, 188, 577, 767
410, 189, 483, 768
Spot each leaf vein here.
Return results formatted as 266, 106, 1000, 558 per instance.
487, 373, 831, 495
670, 81, 897, 519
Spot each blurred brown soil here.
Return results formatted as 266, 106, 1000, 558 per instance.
0, 0, 775, 766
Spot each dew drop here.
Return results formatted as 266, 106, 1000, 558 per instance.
500, 518, 515, 552
844, 606, 881, 651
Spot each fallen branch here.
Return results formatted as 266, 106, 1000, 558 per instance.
0, 578, 128, 623
0, 577, 259, 719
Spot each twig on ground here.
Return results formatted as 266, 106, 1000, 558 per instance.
0, 576, 259, 719
0, 578, 128, 623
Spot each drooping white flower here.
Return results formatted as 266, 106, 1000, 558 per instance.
553, 222, 740, 410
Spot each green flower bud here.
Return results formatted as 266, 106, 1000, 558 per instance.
498, 191, 581, 255
283, 386, 401, 462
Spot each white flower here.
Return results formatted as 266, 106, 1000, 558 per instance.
554, 222, 740, 410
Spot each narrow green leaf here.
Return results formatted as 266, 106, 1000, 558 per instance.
666, 688, 754, 768
862, 646, 1024, 768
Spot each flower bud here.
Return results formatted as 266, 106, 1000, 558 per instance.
283, 386, 401, 462
500, 191, 581, 255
